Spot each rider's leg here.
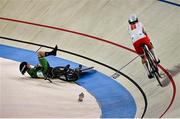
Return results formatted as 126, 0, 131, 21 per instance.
37, 45, 58, 58
149, 42, 160, 64
141, 56, 153, 79
37, 55, 50, 74
133, 38, 153, 79
45, 45, 58, 57
38, 51, 45, 57
37, 46, 57, 74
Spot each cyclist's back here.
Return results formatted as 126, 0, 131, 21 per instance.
128, 21, 146, 43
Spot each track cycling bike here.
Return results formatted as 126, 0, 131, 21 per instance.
141, 44, 162, 87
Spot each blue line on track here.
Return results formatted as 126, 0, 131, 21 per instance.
0, 44, 136, 118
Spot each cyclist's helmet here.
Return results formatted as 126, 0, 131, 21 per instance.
128, 14, 138, 24
19, 61, 28, 75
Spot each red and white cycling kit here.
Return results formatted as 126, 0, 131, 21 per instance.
128, 22, 152, 55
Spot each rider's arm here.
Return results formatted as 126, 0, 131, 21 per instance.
27, 67, 38, 78
142, 27, 147, 36
34, 64, 42, 70
26, 64, 42, 78
140, 22, 148, 36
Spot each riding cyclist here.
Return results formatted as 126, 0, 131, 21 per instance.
128, 14, 160, 79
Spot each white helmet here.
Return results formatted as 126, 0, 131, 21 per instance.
128, 14, 138, 24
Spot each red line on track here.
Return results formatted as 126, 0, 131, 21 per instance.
0, 17, 176, 117
158, 65, 176, 118
0, 17, 136, 53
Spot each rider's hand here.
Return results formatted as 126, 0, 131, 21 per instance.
35, 64, 42, 70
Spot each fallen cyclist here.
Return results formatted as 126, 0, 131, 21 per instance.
19, 45, 87, 82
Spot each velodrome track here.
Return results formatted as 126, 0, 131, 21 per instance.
0, 0, 180, 118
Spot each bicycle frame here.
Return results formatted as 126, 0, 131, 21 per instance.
141, 44, 163, 87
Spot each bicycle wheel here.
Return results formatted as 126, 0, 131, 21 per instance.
150, 62, 163, 87
66, 69, 79, 81
143, 45, 163, 87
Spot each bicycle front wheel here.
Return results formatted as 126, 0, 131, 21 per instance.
153, 70, 163, 87
150, 62, 163, 87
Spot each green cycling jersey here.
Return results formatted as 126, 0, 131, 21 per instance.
27, 57, 49, 78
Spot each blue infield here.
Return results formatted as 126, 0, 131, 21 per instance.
0, 44, 136, 118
